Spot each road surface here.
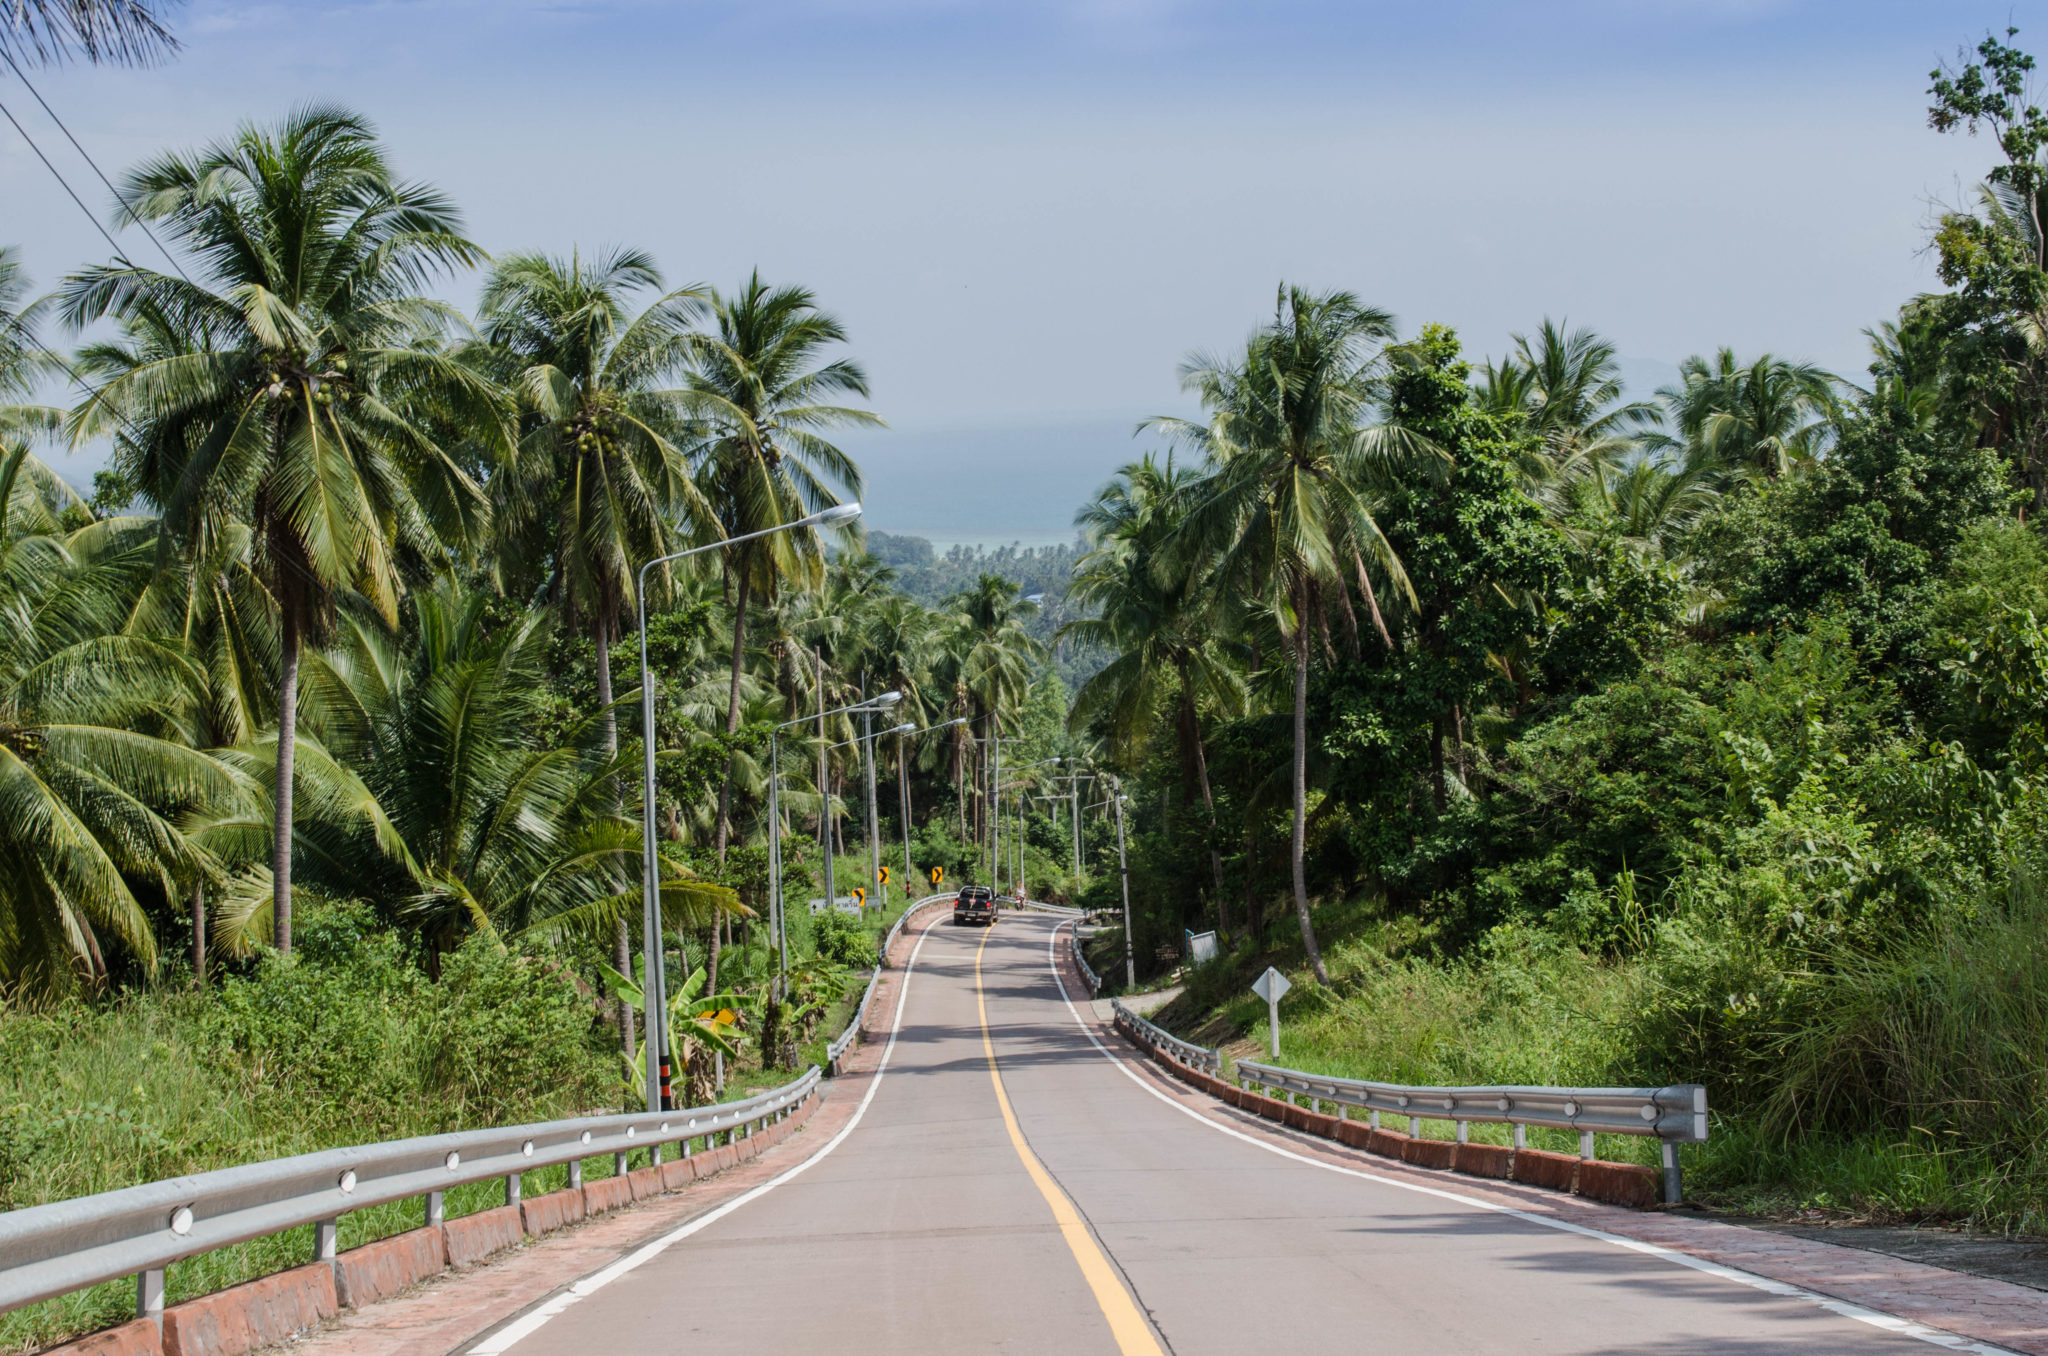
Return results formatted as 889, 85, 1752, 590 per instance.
482, 911, 1982, 1355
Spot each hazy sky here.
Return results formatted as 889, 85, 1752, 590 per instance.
2, 1, 2041, 540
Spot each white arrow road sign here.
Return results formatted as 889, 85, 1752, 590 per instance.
1251, 966, 1292, 1056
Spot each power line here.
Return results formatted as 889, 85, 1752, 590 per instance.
0, 93, 131, 267
0, 48, 190, 283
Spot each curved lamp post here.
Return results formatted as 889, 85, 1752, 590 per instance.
636, 501, 862, 1112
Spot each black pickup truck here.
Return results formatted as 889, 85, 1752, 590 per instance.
953, 886, 997, 926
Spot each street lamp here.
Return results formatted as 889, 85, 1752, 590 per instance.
767, 690, 900, 991
635, 501, 861, 1112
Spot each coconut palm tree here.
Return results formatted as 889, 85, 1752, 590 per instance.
1, 0, 177, 66
286, 585, 737, 958
477, 247, 714, 757
1152, 286, 1430, 985
63, 105, 502, 955
681, 273, 877, 861
1643, 349, 1840, 482
1065, 453, 1244, 921
1478, 319, 1656, 514
0, 447, 248, 998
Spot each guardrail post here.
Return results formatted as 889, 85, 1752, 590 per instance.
314, 1217, 337, 1262
615, 1151, 629, 1176
1513, 1124, 1526, 1150
1661, 1142, 1682, 1205
1408, 1115, 1420, 1137
1579, 1130, 1595, 1160
426, 1191, 445, 1229
1455, 1121, 1468, 1144
1369, 1109, 1380, 1130
136, 1267, 164, 1324
505, 1173, 522, 1207
569, 1160, 583, 1189
652, 1143, 663, 1167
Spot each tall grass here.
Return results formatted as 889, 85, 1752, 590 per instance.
0, 912, 618, 1354
1157, 886, 2048, 1231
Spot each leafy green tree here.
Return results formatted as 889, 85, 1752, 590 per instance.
64, 106, 501, 954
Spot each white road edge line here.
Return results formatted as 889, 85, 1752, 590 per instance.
465, 911, 949, 1355
1043, 922, 2018, 1356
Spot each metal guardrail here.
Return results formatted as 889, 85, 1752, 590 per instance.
1071, 932, 1101, 996
0, 1068, 821, 1319
1112, 999, 1221, 1074
1233, 1058, 1706, 1203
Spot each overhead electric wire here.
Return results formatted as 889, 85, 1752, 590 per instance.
0, 48, 190, 282
0, 93, 131, 268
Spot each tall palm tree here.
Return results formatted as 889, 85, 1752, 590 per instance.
64, 106, 501, 955
1065, 454, 1245, 923
1154, 286, 1430, 984
1, 0, 178, 65
1644, 349, 1840, 482
478, 246, 721, 1055
1477, 319, 1656, 514
682, 273, 878, 861
478, 247, 713, 755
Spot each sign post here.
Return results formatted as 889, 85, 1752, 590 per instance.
1250, 966, 1292, 1058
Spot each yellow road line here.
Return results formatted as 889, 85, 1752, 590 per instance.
975, 927, 1166, 1356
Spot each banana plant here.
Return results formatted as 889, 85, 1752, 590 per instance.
599, 961, 748, 1100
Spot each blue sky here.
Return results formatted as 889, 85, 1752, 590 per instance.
1, 0, 2041, 541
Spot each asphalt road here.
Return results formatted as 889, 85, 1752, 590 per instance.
488, 912, 1976, 1356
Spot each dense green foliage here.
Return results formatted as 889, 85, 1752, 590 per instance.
1059, 33, 2048, 1232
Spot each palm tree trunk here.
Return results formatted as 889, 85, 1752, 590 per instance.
1188, 705, 1228, 934
897, 737, 912, 893
191, 882, 205, 986
1429, 716, 1447, 814
714, 570, 753, 864
272, 603, 299, 954
1290, 627, 1329, 985
595, 610, 634, 1065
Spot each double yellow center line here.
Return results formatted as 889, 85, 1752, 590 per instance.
974, 926, 1166, 1356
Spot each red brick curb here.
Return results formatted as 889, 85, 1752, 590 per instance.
161, 1264, 337, 1356
37, 1320, 161, 1356
1054, 933, 2048, 1355
333, 1227, 446, 1309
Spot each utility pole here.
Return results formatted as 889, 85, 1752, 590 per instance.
989, 724, 1001, 891
1112, 778, 1134, 989
863, 707, 880, 907
817, 649, 833, 915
